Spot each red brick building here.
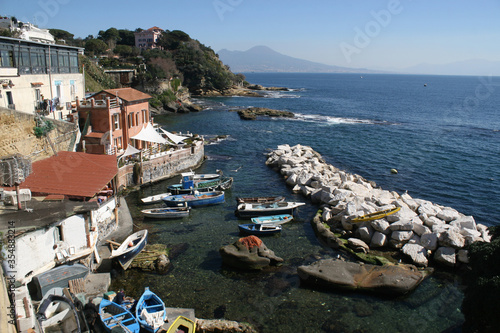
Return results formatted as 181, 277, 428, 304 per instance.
77, 87, 152, 155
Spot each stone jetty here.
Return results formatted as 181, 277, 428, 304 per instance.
266, 144, 491, 268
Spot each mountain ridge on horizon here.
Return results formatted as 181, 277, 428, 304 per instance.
217, 45, 382, 74
218, 45, 500, 76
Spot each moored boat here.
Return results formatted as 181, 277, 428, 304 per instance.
141, 206, 190, 219
251, 214, 294, 225
163, 191, 225, 208
350, 206, 401, 223
238, 223, 282, 236
236, 196, 285, 204
110, 230, 148, 270
168, 176, 233, 195
141, 192, 172, 205
165, 315, 196, 333
37, 294, 81, 333
136, 287, 166, 333
235, 201, 305, 218
99, 298, 140, 333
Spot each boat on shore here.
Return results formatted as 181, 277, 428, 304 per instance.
251, 214, 293, 225
165, 315, 196, 333
235, 201, 305, 218
163, 191, 225, 208
238, 223, 282, 236
236, 196, 284, 204
110, 230, 148, 270
99, 298, 140, 333
350, 206, 401, 223
37, 294, 82, 333
141, 206, 190, 219
141, 192, 172, 205
136, 287, 166, 333
29, 264, 89, 301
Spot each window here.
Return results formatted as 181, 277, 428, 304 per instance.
0, 49, 14, 67
113, 114, 120, 130
135, 112, 139, 126
114, 136, 122, 149
35, 88, 41, 102
142, 109, 147, 123
55, 225, 64, 242
128, 113, 133, 128
70, 80, 76, 101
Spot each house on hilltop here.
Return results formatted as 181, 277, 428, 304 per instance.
135, 26, 163, 50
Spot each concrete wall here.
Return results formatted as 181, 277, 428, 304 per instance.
116, 141, 205, 188
91, 197, 117, 241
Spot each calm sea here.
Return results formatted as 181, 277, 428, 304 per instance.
117, 73, 500, 332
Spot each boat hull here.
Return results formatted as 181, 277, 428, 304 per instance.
163, 191, 225, 207
236, 196, 285, 204
142, 207, 190, 219
111, 230, 148, 270
141, 192, 171, 205
166, 316, 196, 333
136, 287, 166, 333
37, 294, 81, 333
251, 214, 293, 225
238, 223, 282, 236
235, 202, 305, 218
99, 299, 140, 333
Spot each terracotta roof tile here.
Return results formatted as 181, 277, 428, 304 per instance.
20, 151, 117, 198
102, 88, 151, 102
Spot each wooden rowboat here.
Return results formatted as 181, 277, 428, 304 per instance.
99, 299, 140, 333
165, 315, 196, 333
110, 230, 148, 270
142, 206, 190, 219
136, 287, 166, 333
350, 207, 401, 223
141, 192, 172, 205
251, 214, 293, 225
236, 196, 285, 204
238, 223, 282, 236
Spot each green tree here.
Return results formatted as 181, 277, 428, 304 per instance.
118, 29, 136, 46
98, 27, 120, 48
114, 45, 134, 57
85, 38, 108, 56
49, 28, 74, 41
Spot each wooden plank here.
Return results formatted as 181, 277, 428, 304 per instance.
106, 240, 121, 246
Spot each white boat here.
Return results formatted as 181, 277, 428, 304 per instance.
37, 293, 82, 333
142, 206, 190, 219
235, 201, 306, 218
110, 230, 148, 270
141, 192, 171, 205
251, 214, 294, 225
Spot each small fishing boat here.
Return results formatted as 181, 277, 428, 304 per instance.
251, 214, 294, 225
350, 207, 401, 223
235, 201, 305, 218
236, 196, 285, 204
99, 299, 140, 333
110, 230, 148, 270
37, 294, 81, 333
163, 191, 225, 208
136, 287, 166, 333
30, 264, 89, 301
141, 192, 172, 205
142, 206, 190, 219
165, 315, 196, 333
168, 176, 233, 195
238, 223, 282, 236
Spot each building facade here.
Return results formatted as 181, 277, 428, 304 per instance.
134, 26, 163, 50
77, 87, 152, 155
0, 36, 84, 119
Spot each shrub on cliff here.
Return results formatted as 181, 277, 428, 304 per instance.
462, 226, 500, 332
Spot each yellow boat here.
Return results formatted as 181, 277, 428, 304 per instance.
350, 207, 401, 223
166, 315, 196, 333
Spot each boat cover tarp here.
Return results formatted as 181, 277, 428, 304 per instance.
159, 128, 189, 144
131, 123, 168, 144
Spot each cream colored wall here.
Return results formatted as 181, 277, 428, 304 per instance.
0, 71, 84, 119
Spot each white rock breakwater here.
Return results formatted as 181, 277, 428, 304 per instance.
266, 144, 491, 267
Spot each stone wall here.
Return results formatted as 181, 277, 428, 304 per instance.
116, 142, 205, 188
0, 107, 78, 161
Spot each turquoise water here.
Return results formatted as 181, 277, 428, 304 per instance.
113, 73, 500, 332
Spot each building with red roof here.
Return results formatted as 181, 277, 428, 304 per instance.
134, 26, 164, 50
77, 87, 152, 155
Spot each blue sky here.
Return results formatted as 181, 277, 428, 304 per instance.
3, 0, 500, 71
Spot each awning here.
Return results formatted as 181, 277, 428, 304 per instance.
130, 122, 168, 144
120, 144, 141, 158
159, 128, 189, 144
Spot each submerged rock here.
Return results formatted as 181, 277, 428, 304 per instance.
219, 236, 284, 270
297, 259, 426, 296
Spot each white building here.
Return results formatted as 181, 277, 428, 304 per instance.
0, 36, 84, 120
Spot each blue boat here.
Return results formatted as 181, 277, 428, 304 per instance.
99, 299, 140, 333
110, 230, 148, 270
136, 287, 166, 332
163, 191, 225, 207
238, 223, 282, 236
251, 214, 294, 225
168, 174, 232, 195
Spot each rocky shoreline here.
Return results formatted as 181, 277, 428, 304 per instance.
194, 85, 289, 98
266, 144, 491, 268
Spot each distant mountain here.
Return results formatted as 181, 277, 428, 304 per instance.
402, 59, 500, 76
217, 45, 379, 73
